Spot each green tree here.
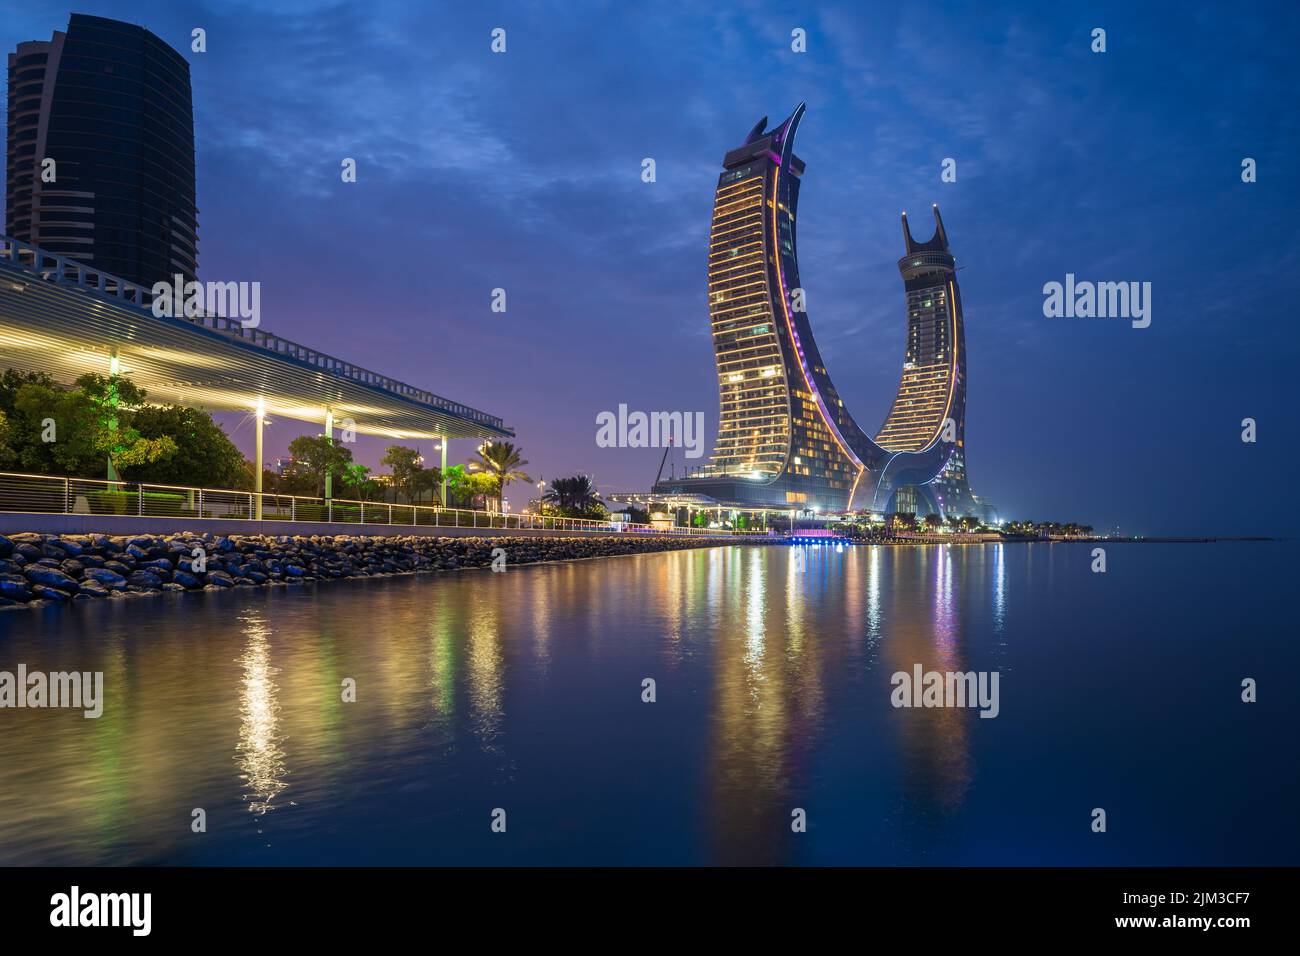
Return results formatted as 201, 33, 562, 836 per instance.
889, 511, 918, 532
624, 504, 650, 524
0, 369, 54, 420
10, 380, 100, 475
286, 434, 353, 498
450, 472, 494, 509
469, 440, 532, 506
542, 475, 606, 517
924, 512, 943, 531
339, 462, 382, 501
125, 404, 248, 488
71, 373, 177, 479
411, 465, 441, 504
0, 409, 13, 468
442, 464, 469, 507
381, 445, 424, 503
10, 374, 174, 478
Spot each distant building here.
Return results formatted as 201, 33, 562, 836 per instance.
651, 103, 984, 517
6, 14, 198, 286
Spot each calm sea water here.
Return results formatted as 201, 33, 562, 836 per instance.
0, 541, 1294, 866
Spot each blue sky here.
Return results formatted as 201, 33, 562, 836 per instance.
3, 0, 1298, 534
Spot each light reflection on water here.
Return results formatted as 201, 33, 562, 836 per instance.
235, 610, 287, 819
0, 542, 1293, 866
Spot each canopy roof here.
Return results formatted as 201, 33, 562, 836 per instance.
0, 236, 511, 441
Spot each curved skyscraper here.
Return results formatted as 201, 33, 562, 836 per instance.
653, 103, 980, 516
6, 14, 198, 286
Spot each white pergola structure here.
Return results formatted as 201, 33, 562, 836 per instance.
0, 236, 512, 515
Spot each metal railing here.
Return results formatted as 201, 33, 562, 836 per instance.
0, 471, 765, 537
0, 234, 506, 431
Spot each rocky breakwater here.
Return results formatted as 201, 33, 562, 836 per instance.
0, 531, 748, 609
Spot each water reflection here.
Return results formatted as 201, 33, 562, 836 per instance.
993, 543, 1007, 635
234, 609, 287, 818
466, 600, 504, 752
0, 542, 1240, 866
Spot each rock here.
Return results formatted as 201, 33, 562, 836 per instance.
23, 566, 80, 593
0, 529, 742, 611
83, 568, 128, 589
0, 575, 32, 602
127, 570, 164, 589
14, 543, 42, 562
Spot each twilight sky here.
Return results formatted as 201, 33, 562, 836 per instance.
3, 0, 1298, 535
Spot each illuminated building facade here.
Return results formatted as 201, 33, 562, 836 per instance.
873, 206, 980, 518
653, 104, 983, 516
6, 14, 198, 286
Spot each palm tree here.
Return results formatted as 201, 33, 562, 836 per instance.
469, 441, 532, 508
543, 475, 604, 515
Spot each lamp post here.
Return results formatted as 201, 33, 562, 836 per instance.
437, 436, 447, 507
254, 398, 265, 519
323, 408, 334, 501
106, 351, 120, 484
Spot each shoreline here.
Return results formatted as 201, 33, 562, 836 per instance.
0, 530, 1279, 612
0, 531, 756, 612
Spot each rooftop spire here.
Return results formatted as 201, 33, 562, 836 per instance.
900, 204, 950, 254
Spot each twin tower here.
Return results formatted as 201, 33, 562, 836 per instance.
653, 103, 983, 517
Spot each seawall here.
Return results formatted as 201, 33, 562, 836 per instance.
0, 531, 760, 610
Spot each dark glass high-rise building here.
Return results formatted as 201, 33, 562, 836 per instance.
653, 104, 985, 516
6, 13, 198, 286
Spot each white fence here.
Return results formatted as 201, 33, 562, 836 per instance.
0, 471, 764, 537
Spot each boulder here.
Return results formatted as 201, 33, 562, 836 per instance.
127, 570, 164, 589
0, 575, 32, 602
23, 566, 80, 593
83, 568, 128, 589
